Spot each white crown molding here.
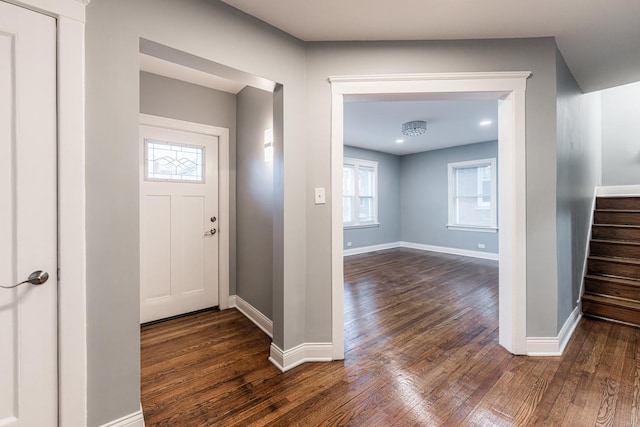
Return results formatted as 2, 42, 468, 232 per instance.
329, 71, 532, 84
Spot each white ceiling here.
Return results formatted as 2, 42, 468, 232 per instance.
220, 0, 640, 92
344, 98, 498, 156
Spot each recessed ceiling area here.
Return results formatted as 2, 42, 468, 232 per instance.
220, 0, 640, 92
139, 54, 247, 94
344, 99, 498, 156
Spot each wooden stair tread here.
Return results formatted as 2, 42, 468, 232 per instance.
582, 293, 640, 310
585, 274, 640, 287
584, 197, 640, 329
593, 224, 640, 229
591, 239, 640, 247
588, 255, 640, 265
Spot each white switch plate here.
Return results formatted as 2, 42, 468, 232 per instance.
478, 243, 485, 249
314, 187, 326, 204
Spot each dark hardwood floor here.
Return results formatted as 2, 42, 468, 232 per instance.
141, 248, 640, 426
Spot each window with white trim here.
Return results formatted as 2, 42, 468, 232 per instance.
343, 158, 378, 227
447, 158, 497, 232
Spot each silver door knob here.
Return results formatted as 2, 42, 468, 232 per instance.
1, 270, 49, 289
204, 228, 217, 236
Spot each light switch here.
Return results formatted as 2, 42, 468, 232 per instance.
314, 187, 326, 204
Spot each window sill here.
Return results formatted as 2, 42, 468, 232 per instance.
446, 225, 498, 233
344, 223, 380, 230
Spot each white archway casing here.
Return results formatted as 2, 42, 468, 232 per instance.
329, 72, 531, 358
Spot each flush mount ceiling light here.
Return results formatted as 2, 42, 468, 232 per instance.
480, 120, 493, 126
401, 120, 427, 137
395, 139, 404, 144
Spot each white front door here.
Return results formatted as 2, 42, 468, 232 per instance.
140, 124, 220, 323
0, 2, 57, 426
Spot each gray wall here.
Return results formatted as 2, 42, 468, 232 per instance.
84, 3, 597, 422
401, 141, 499, 254
555, 50, 602, 332
139, 71, 238, 295
304, 38, 559, 340
86, 0, 306, 425
343, 146, 401, 249
601, 81, 640, 185
236, 86, 273, 318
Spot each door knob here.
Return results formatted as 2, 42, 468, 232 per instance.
1, 270, 49, 289
204, 228, 217, 236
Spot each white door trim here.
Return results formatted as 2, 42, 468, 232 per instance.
329, 72, 530, 358
139, 113, 231, 310
6, 0, 89, 425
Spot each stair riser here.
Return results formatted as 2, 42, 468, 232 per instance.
597, 197, 640, 211
588, 259, 640, 280
585, 278, 640, 301
594, 211, 640, 226
590, 241, 640, 259
582, 300, 640, 327
592, 226, 640, 242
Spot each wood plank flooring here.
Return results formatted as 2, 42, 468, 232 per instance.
141, 248, 640, 426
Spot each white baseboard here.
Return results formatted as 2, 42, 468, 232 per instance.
597, 185, 640, 196
343, 240, 499, 260
578, 188, 597, 303
228, 294, 237, 307
268, 342, 333, 372
229, 294, 273, 338
344, 241, 401, 256
100, 405, 145, 427
400, 241, 499, 261
526, 307, 582, 356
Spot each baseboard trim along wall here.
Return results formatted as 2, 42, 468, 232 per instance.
578, 187, 597, 303
229, 295, 273, 338
526, 307, 582, 356
343, 241, 402, 256
269, 342, 333, 372
344, 241, 499, 261
596, 184, 640, 197
100, 405, 145, 427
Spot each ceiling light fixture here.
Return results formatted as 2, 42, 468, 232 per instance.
395, 139, 404, 144
401, 120, 427, 137
480, 120, 492, 126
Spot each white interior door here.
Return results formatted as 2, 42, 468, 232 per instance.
0, 2, 57, 426
140, 124, 220, 323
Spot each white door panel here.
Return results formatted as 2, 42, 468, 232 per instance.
140, 125, 219, 323
182, 195, 206, 294
143, 195, 172, 300
0, 2, 57, 426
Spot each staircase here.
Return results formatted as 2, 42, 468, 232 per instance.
582, 196, 640, 326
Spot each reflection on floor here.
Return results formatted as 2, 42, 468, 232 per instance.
141, 248, 640, 426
